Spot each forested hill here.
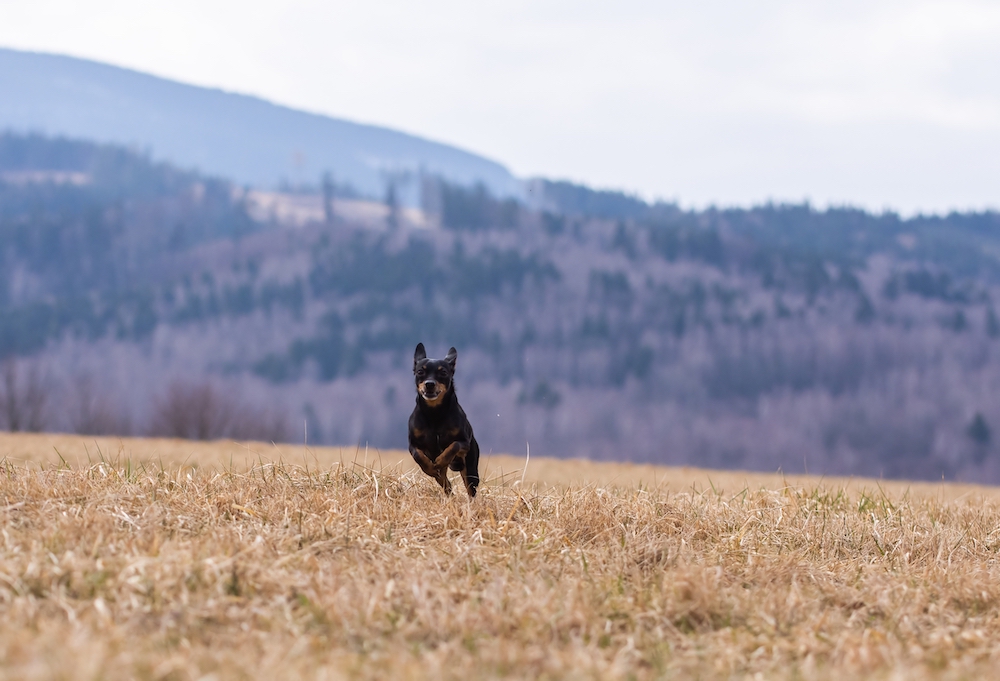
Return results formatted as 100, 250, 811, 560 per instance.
3, 133, 1000, 482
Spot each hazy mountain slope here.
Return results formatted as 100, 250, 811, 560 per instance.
0, 48, 519, 199
6, 133, 1000, 482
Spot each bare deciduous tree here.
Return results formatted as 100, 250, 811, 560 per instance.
71, 373, 131, 436
149, 380, 288, 442
0, 360, 48, 432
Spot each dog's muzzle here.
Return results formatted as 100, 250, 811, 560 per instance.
420, 381, 440, 399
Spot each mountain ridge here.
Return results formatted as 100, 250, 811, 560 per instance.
0, 47, 520, 200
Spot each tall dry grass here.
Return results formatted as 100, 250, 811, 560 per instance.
1, 436, 1000, 679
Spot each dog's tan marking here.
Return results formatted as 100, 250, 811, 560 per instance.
419, 384, 449, 407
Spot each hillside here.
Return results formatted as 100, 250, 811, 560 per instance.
0, 48, 520, 199
2, 432, 1000, 680
4, 133, 1000, 481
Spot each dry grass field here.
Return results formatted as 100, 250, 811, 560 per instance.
3, 433, 1000, 680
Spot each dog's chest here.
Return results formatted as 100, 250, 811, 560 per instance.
412, 425, 461, 457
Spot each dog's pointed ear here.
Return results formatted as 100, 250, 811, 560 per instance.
445, 347, 457, 369
414, 343, 427, 371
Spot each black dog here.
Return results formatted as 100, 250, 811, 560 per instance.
408, 343, 480, 497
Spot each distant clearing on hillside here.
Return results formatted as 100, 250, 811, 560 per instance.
1, 432, 999, 680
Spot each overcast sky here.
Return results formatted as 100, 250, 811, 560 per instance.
1, 0, 999, 214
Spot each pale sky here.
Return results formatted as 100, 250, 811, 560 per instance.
2, 0, 999, 214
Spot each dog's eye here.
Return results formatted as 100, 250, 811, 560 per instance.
416, 369, 426, 377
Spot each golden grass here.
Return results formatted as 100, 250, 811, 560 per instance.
3, 432, 1000, 679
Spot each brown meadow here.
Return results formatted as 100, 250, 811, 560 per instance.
2, 432, 1000, 680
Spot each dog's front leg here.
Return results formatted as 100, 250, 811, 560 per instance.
437, 469, 453, 495
430, 442, 468, 496
433, 441, 468, 472
410, 447, 436, 476
411, 447, 453, 494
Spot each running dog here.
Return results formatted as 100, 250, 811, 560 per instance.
408, 343, 480, 497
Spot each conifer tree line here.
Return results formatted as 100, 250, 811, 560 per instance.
2, 133, 1000, 481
